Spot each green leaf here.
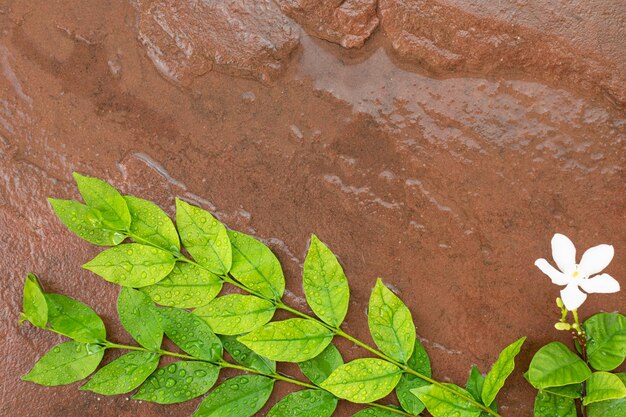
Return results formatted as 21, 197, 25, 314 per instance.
299, 343, 344, 385
527, 342, 591, 389
396, 338, 431, 415
533, 391, 576, 417
465, 366, 485, 401
118, 287, 163, 350
159, 307, 222, 361
302, 235, 350, 327
482, 336, 526, 406
125, 195, 180, 252
228, 230, 284, 299
411, 384, 483, 417
267, 389, 338, 417
193, 294, 275, 335
46, 293, 106, 343
22, 341, 105, 386
133, 361, 219, 404
81, 351, 160, 395
22, 273, 48, 328
584, 313, 626, 371
48, 199, 124, 246
238, 318, 333, 363
583, 371, 626, 405
176, 199, 231, 275
368, 279, 415, 363
220, 335, 276, 374
73, 172, 130, 230
192, 375, 274, 417
543, 383, 583, 399
83, 243, 176, 287
588, 374, 626, 417
141, 262, 222, 308
320, 358, 402, 403
351, 408, 400, 416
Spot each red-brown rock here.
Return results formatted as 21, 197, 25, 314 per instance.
276, 0, 378, 48
379, 0, 626, 105
135, 0, 300, 83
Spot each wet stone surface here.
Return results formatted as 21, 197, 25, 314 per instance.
1, 0, 625, 416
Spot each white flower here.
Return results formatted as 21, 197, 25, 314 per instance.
535, 233, 620, 311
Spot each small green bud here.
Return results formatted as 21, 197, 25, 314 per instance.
556, 297, 564, 308
554, 322, 571, 331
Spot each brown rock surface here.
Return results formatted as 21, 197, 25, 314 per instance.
1, 0, 625, 416
276, 0, 378, 48
135, 0, 300, 83
379, 0, 626, 106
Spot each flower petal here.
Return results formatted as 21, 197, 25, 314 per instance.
578, 244, 614, 277
579, 273, 620, 294
551, 233, 577, 275
534, 258, 569, 285
560, 283, 587, 311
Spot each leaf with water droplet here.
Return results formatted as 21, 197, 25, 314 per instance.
320, 358, 402, 403
411, 383, 483, 417
125, 195, 180, 251
22, 341, 105, 386
133, 361, 219, 404
267, 389, 337, 417
584, 312, 626, 372
118, 287, 163, 350
228, 230, 284, 300
194, 294, 275, 335
302, 235, 350, 327
81, 351, 160, 395
141, 262, 222, 308
583, 371, 626, 405
73, 172, 131, 230
299, 343, 343, 385
351, 407, 402, 416
368, 279, 415, 363
527, 342, 591, 389
533, 391, 576, 417
83, 243, 176, 287
396, 338, 431, 415
191, 375, 274, 417
21, 273, 48, 328
48, 199, 123, 246
159, 307, 222, 361
46, 293, 106, 343
175, 199, 231, 275
586, 374, 626, 417
220, 335, 276, 374
238, 318, 333, 363
481, 336, 525, 407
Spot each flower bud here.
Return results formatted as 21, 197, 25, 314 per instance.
554, 322, 571, 331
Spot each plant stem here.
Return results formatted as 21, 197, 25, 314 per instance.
126, 232, 501, 417
101, 340, 413, 416
570, 310, 588, 417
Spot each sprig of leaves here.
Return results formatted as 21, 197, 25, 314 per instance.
20, 173, 531, 416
